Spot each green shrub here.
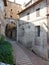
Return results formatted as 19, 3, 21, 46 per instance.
0, 35, 5, 44
0, 40, 14, 64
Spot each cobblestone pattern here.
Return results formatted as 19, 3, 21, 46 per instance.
9, 40, 49, 65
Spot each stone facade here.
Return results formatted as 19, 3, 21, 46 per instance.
0, 0, 6, 35
4, 1, 22, 20
4, 1, 22, 38
17, 0, 49, 60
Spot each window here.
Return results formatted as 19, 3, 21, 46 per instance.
18, 11, 19, 13
36, 26, 40, 37
11, 9, 12, 11
36, 8, 40, 17
22, 27, 24, 36
27, 13, 30, 20
10, 15, 12, 18
5, 13, 6, 16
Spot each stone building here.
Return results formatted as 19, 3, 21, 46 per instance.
17, 0, 49, 60
4, 1, 22, 20
4, 1, 22, 39
0, 0, 7, 35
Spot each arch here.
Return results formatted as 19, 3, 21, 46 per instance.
5, 21, 17, 40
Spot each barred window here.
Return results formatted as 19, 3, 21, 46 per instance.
27, 13, 30, 20
36, 8, 40, 17
11, 9, 12, 11
10, 15, 12, 18
36, 26, 40, 37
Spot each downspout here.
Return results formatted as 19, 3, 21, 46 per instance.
46, 0, 48, 60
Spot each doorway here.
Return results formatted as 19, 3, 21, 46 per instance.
35, 26, 40, 46
5, 22, 17, 40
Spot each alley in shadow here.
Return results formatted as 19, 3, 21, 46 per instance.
8, 39, 49, 65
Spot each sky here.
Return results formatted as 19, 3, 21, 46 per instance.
9, 0, 30, 5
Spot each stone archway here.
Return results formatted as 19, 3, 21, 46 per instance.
5, 21, 17, 40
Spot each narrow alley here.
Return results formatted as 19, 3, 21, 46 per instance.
1, 0, 49, 65
9, 40, 49, 65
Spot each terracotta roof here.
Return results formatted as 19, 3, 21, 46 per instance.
3, 0, 7, 6
18, 0, 43, 15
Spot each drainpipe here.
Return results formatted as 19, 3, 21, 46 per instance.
17, 19, 19, 42
46, 0, 48, 60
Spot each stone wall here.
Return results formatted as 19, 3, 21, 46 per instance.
5, 1, 22, 19
18, 0, 48, 60
0, 0, 5, 35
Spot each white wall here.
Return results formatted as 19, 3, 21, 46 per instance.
0, 0, 5, 35
18, 0, 48, 60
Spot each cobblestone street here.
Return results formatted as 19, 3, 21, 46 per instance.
9, 40, 49, 65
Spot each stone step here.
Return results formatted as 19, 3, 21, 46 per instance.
17, 61, 33, 65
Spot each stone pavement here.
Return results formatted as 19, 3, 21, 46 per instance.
9, 40, 49, 65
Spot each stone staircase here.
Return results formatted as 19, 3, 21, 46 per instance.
8, 40, 49, 65
17, 59, 33, 65
15, 44, 33, 65
10, 41, 34, 65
